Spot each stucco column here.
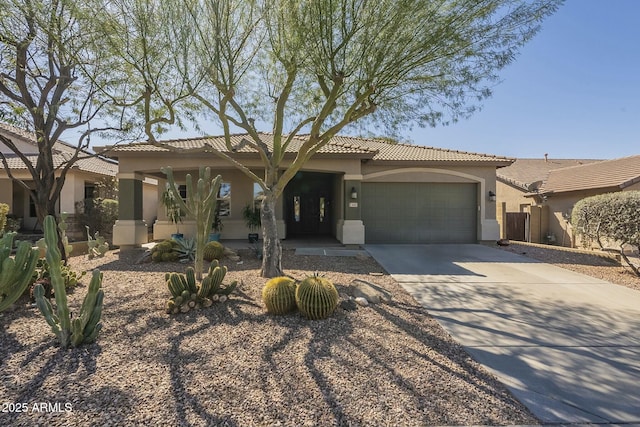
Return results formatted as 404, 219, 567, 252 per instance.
337, 175, 365, 245
113, 172, 148, 250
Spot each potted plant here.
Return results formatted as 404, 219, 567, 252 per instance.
209, 203, 223, 242
242, 203, 261, 243
161, 185, 184, 239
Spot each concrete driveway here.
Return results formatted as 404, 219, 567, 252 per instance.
365, 244, 640, 425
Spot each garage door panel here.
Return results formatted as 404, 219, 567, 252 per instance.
361, 182, 477, 243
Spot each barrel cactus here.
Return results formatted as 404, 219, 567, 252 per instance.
295, 274, 339, 320
262, 276, 297, 315
151, 239, 179, 262
203, 241, 224, 262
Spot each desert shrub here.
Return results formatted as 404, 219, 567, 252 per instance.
75, 198, 118, 243
572, 191, 640, 275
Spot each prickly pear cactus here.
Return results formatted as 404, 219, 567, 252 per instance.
262, 277, 297, 315
0, 232, 40, 312
295, 274, 339, 320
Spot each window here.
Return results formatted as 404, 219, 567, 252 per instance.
293, 196, 300, 222
84, 184, 96, 200
253, 183, 264, 210
218, 183, 231, 216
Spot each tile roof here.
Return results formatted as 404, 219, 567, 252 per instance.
102, 133, 512, 164
0, 122, 117, 176
497, 158, 601, 191
106, 133, 378, 156
539, 155, 640, 194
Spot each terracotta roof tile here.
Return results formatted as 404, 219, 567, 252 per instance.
104, 133, 511, 163
0, 122, 117, 176
497, 158, 601, 191
540, 155, 640, 194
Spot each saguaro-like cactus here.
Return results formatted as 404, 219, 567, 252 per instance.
34, 215, 104, 348
162, 166, 222, 280
0, 232, 40, 312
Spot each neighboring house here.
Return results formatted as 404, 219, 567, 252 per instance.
0, 123, 151, 238
532, 155, 640, 248
496, 156, 600, 243
96, 133, 512, 249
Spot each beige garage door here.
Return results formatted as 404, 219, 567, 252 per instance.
361, 182, 477, 243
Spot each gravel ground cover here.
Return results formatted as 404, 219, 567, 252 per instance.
0, 247, 537, 427
493, 241, 640, 292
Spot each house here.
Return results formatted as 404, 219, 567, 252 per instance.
97, 133, 512, 249
532, 155, 640, 247
496, 156, 600, 243
0, 123, 156, 238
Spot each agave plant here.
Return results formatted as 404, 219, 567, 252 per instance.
174, 237, 197, 262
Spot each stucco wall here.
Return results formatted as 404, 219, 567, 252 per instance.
543, 183, 640, 247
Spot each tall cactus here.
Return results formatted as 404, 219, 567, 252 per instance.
162, 166, 222, 280
0, 232, 40, 312
34, 215, 104, 348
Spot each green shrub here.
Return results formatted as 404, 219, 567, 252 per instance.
74, 198, 118, 243
572, 191, 640, 275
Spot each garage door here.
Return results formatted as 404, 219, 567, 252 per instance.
361, 182, 477, 243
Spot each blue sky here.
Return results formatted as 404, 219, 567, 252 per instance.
406, 0, 640, 160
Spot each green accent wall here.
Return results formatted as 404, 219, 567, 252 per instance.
119, 178, 143, 220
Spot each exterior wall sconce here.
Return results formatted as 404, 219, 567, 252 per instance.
488, 190, 496, 202
350, 187, 358, 199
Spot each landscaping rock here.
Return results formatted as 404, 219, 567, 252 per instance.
354, 297, 369, 307
351, 279, 393, 304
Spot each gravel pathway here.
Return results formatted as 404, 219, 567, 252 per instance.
0, 248, 537, 426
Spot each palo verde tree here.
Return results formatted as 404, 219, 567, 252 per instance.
0, 0, 121, 260
90, 0, 562, 277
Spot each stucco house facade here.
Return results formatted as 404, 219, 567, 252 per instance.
496, 156, 600, 243
0, 123, 124, 237
497, 155, 640, 247
98, 134, 512, 249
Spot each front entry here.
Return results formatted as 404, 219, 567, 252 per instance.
284, 172, 334, 237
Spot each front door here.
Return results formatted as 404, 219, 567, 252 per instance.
284, 172, 334, 237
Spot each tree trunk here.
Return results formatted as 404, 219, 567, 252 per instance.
260, 192, 283, 278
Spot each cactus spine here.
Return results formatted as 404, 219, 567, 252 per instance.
0, 232, 39, 312
165, 261, 237, 314
34, 215, 104, 348
162, 166, 222, 280
262, 276, 297, 315
295, 274, 339, 320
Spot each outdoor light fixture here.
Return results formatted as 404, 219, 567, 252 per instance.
488, 190, 496, 202
350, 187, 358, 199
